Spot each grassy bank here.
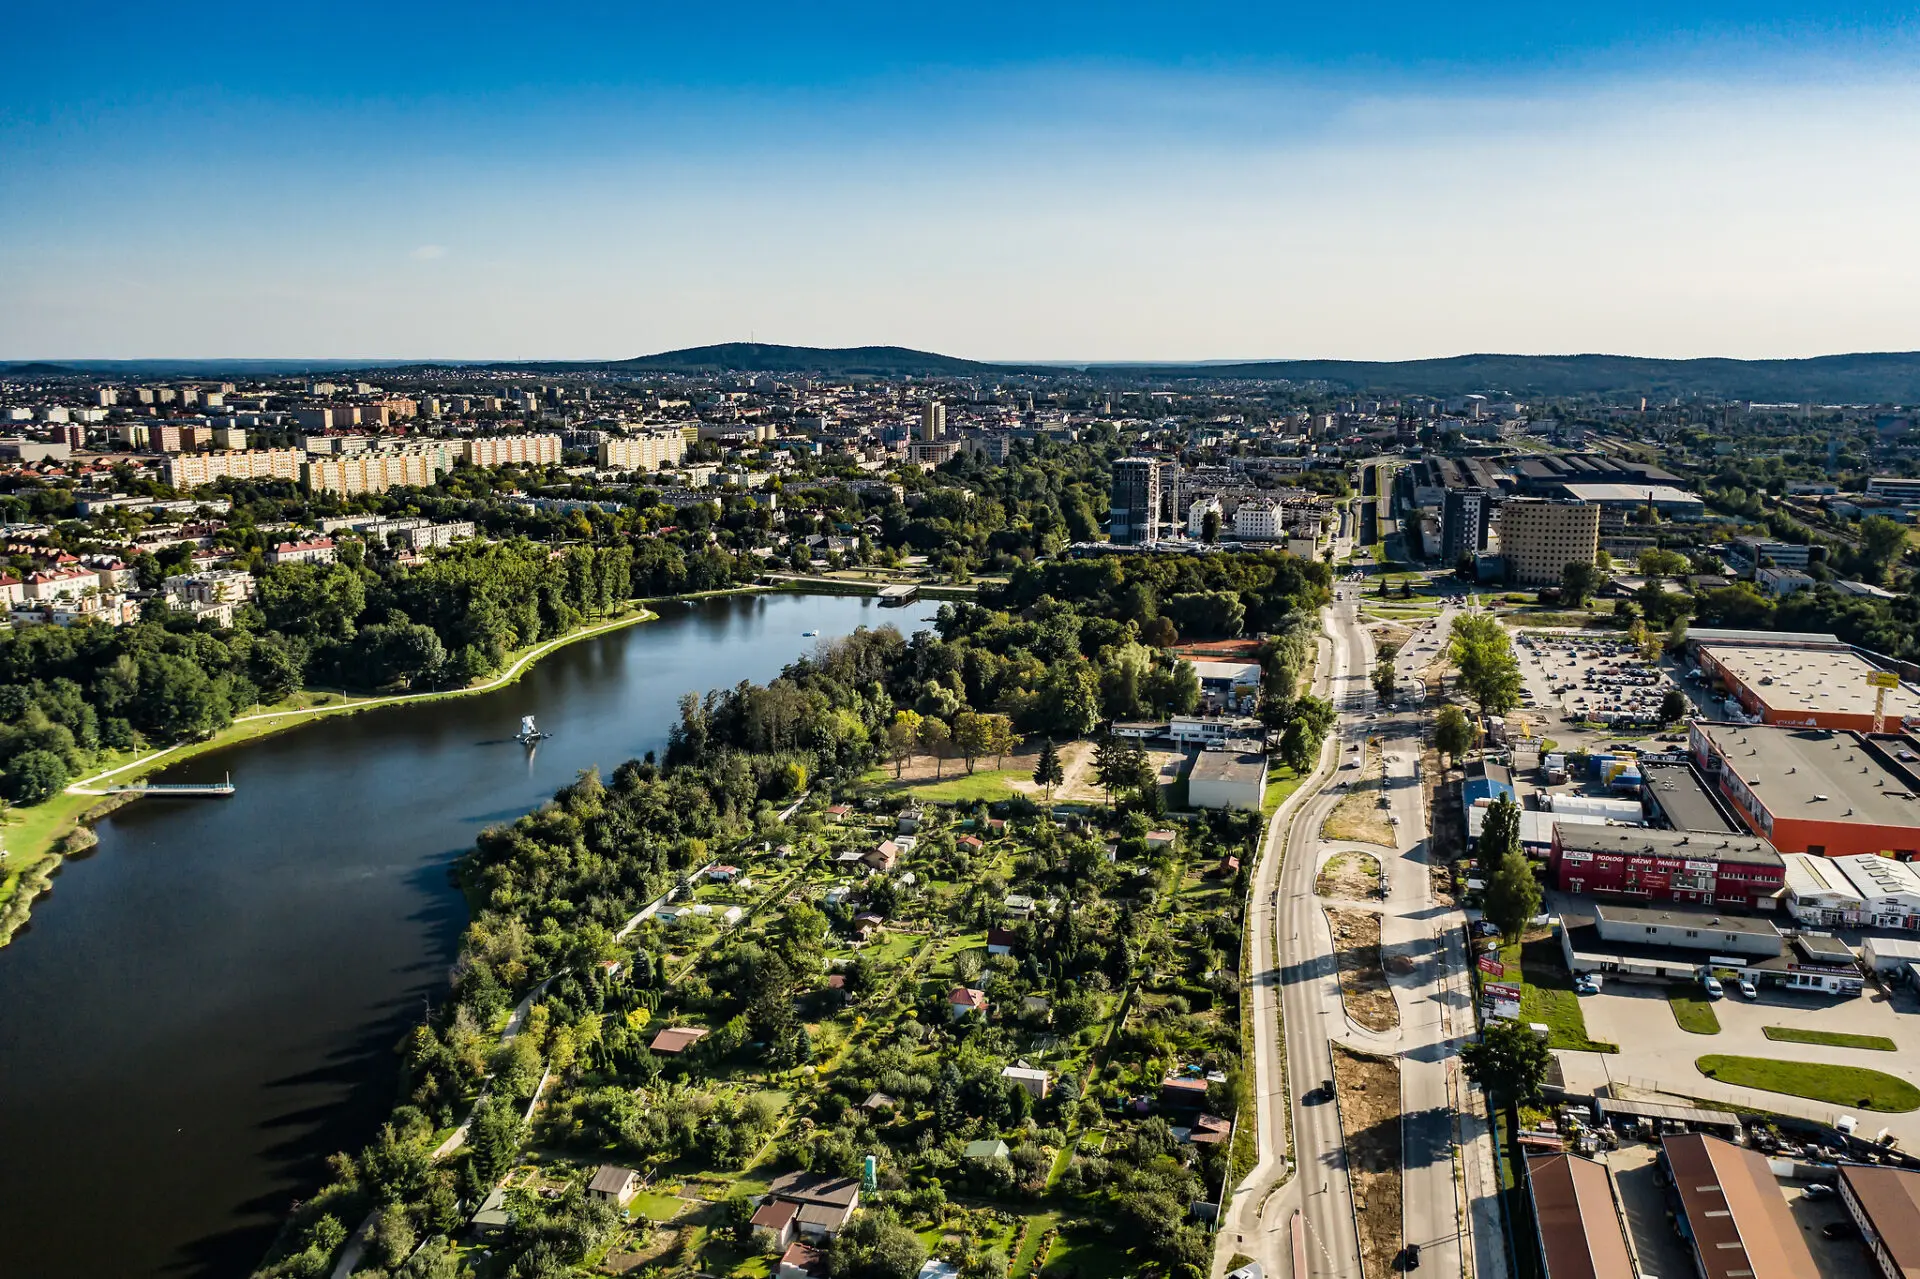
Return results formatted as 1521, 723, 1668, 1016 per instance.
1762, 1026, 1898, 1052
1696, 1055, 1920, 1112
0, 605, 659, 947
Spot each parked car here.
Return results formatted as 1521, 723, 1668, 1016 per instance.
1575, 974, 1603, 995
1738, 978, 1758, 999
1804, 1182, 1835, 1198
1703, 975, 1725, 999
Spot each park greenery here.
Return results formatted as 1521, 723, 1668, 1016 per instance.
249, 546, 1329, 1279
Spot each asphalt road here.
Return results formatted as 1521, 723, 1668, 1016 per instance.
1219, 566, 1503, 1279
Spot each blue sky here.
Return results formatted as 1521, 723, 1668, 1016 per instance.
5, 2, 1918, 360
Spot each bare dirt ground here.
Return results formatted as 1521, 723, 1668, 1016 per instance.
1367, 622, 1414, 653
999, 740, 1184, 804
1332, 1044, 1404, 1279
1325, 907, 1399, 1032
1317, 851, 1382, 900
1323, 743, 1395, 846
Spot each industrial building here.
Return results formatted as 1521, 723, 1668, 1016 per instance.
1496, 497, 1601, 587
1558, 482, 1706, 521
1689, 722, 1920, 858
1546, 823, 1784, 909
1510, 453, 1684, 495
1523, 1151, 1635, 1279
1185, 751, 1268, 812
1692, 639, 1920, 732
1640, 762, 1742, 833
1840, 1164, 1920, 1279
1662, 1134, 1820, 1279
1781, 853, 1867, 926
1560, 903, 1862, 991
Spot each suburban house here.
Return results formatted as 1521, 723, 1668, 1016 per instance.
986, 928, 1017, 957
586, 1165, 640, 1207
864, 841, 902, 872
1001, 1065, 1051, 1098
649, 1026, 709, 1055
949, 986, 989, 1020
778, 1240, 823, 1279
1161, 1075, 1211, 1109
751, 1199, 801, 1250
761, 1171, 862, 1240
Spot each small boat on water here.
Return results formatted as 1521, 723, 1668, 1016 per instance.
516, 715, 551, 744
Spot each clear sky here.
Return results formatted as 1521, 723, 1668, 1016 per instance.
5, 2, 1918, 362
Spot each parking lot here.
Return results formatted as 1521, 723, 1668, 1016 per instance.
1513, 631, 1678, 730
1563, 964, 1920, 1145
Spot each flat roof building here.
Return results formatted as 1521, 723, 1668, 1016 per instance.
1662, 1133, 1820, 1279
1695, 641, 1920, 732
1780, 852, 1866, 926
1186, 750, 1268, 812
1558, 482, 1706, 519
1640, 762, 1742, 834
1689, 722, 1920, 858
1549, 823, 1784, 910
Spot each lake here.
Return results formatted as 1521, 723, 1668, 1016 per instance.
0, 591, 938, 1278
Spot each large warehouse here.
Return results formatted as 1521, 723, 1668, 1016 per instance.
1693, 637, 1920, 732
1689, 721, 1920, 858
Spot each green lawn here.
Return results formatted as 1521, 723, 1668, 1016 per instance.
1762, 1026, 1898, 1052
862, 766, 1026, 803
1696, 1055, 1920, 1112
1668, 989, 1722, 1035
1496, 938, 1617, 1053
1262, 764, 1304, 818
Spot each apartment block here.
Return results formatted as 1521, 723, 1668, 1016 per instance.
460, 433, 563, 468
164, 448, 305, 489
597, 430, 688, 472
1499, 498, 1600, 587
302, 444, 454, 495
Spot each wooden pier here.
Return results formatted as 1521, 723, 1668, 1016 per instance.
108, 774, 235, 797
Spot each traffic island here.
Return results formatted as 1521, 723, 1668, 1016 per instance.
1331, 1044, 1403, 1279
1326, 907, 1400, 1032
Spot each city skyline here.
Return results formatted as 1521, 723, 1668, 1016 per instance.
6, 2, 1919, 360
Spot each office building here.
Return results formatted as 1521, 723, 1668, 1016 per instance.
1498, 497, 1600, 587
1441, 488, 1492, 563
1109, 457, 1164, 545
918, 401, 946, 441
1232, 498, 1282, 542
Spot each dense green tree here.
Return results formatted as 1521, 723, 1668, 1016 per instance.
1462, 1018, 1552, 1105
1435, 705, 1475, 764
1032, 738, 1064, 803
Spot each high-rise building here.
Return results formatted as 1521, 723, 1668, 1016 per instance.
1441, 488, 1492, 564
1498, 498, 1600, 587
918, 401, 946, 442
1109, 457, 1164, 545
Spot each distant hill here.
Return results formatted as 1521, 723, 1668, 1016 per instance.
10, 346, 1920, 402
1091, 352, 1920, 402
605, 343, 1025, 377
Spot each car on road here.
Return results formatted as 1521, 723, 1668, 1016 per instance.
1703, 975, 1725, 999
1398, 1243, 1421, 1270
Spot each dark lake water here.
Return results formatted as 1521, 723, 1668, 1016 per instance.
0, 591, 938, 1279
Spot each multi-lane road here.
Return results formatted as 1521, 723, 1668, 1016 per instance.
1219, 560, 1502, 1279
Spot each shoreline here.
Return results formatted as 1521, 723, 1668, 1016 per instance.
0, 599, 682, 948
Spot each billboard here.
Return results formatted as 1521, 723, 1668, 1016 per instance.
1483, 982, 1521, 1021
